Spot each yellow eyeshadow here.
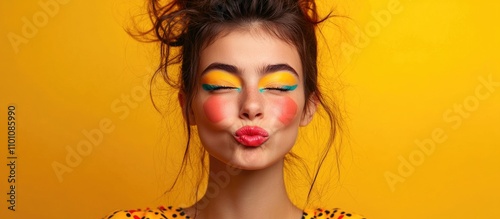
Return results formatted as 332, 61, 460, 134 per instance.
258, 71, 298, 88
201, 70, 241, 87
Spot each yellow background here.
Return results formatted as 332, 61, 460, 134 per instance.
1, 0, 499, 218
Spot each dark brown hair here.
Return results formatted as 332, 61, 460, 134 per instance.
132, 0, 342, 208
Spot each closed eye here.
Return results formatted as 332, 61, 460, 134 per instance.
202, 84, 240, 92
261, 85, 298, 92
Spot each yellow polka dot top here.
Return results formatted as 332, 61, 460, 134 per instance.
103, 206, 366, 219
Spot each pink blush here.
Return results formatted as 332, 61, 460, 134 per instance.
277, 96, 298, 125
203, 96, 226, 123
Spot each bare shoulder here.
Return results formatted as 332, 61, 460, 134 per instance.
102, 206, 190, 219
302, 208, 367, 219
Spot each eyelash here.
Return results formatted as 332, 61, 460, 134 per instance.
264, 87, 294, 92
202, 84, 239, 91
263, 84, 297, 92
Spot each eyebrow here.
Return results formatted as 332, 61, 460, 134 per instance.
201, 62, 299, 76
261, 64, 298, 76
201, 63, 241, 75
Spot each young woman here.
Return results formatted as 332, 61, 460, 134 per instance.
104, 0, 365, 218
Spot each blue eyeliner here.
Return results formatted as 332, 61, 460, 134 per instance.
281, 85, 298, 91
202, 84, 219, 91
202, 84, 241, 92
259, 84, 298, 93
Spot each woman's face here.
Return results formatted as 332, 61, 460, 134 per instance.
186, 28, 315, 170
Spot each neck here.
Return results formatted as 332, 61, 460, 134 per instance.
187, 156, 302, 219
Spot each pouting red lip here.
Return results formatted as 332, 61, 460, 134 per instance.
235, 126, 269, 147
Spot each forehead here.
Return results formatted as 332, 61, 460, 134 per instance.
198, 27, 303, 77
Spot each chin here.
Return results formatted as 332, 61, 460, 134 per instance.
222, 150, 284, 171
229, 163, 272, 171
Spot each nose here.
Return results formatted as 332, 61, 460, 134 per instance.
239, 88, 264, 120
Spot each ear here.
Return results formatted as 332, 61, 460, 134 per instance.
178, 92, 196, 125
299, 95, 317, 126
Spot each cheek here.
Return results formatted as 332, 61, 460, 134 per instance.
202, 96, 227, 123
275, 96, 298, 125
